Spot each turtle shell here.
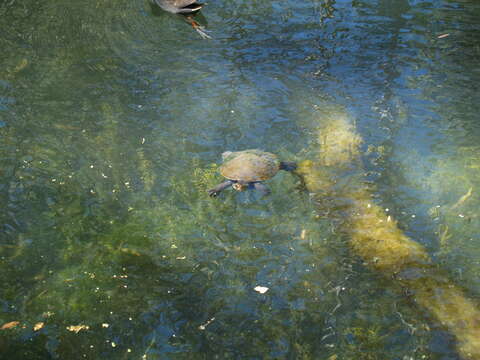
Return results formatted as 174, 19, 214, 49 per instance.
220, 150, 280, 182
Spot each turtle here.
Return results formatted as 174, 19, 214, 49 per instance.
208, 150, 297, 197
151, 0, 211, 39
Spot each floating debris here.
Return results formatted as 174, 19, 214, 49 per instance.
66, 324, 90, 333
254, 286, 269, 294
1, 321, 20, 330
198, 317, 216, 330
301, 229, 307, 239
33, 322, 45, 331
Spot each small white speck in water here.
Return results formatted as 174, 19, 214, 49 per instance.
254, 286, 269, 294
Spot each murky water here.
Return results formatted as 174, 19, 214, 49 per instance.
1, 0, 480, 358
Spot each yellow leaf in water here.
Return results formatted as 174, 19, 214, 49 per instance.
33, 322, 45, 331
1, 321, 20, 330
66, 324, 90, 333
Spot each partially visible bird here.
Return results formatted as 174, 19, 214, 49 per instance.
151, 0, 211, 39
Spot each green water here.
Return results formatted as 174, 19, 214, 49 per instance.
1, 0, 480, 359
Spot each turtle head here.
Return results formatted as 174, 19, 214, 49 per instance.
232, 181, 248, 192
221, 151, 233, 160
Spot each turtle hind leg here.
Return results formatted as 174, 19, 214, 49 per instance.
253, 182, 271, 196
280, 161, 297, 172
208, 180, 233, 197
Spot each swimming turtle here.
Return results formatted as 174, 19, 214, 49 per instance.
208, 150, 297, 197
151, 0, 211, 39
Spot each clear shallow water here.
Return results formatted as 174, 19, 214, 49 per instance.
1, 0, 480, 359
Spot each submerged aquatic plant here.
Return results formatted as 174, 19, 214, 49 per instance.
296, 108, 480, 359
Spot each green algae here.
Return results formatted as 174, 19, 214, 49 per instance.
296, 109, 480, 359
1, 0, 480, 358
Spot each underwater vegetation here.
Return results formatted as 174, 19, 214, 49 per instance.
2, 0, 480, 359
296, 109, 480, 359
2, 100, 479, 359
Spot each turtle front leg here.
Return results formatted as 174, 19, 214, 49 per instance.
253, 182, 271, 196
208, 180, 234, 197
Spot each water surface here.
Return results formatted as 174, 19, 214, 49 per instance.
1, 0, 480, 358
